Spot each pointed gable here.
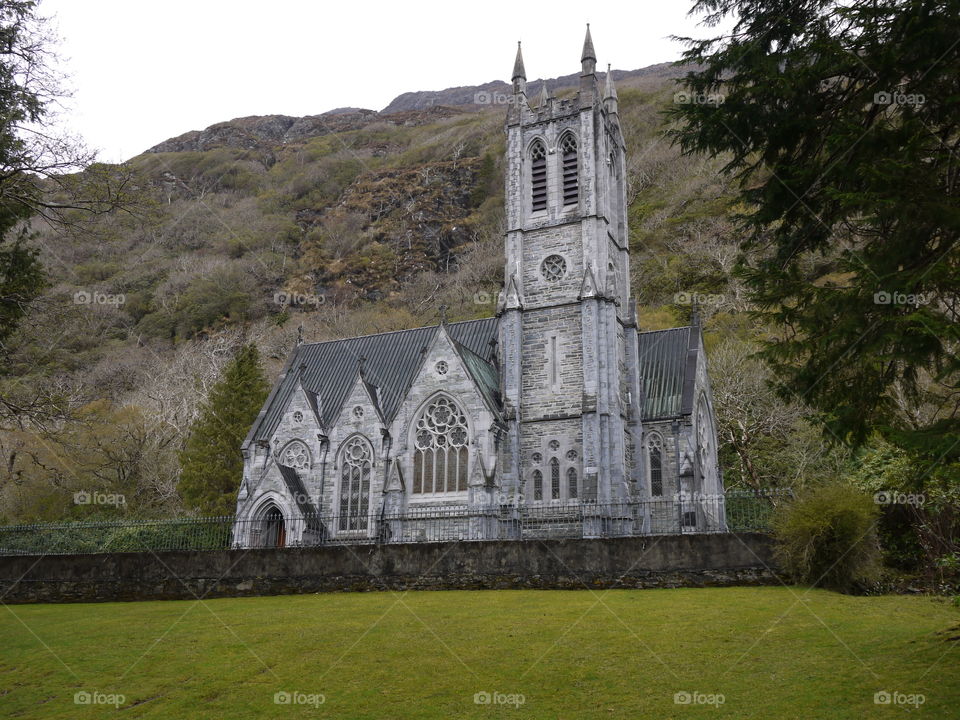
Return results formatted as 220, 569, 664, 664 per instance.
248, 317, 499, 446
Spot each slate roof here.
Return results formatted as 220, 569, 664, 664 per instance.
244, 317, 499, 448
245, 314, 700, 447
636, 325, 700, 420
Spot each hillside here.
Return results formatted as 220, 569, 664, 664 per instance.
0, 63, 835, 522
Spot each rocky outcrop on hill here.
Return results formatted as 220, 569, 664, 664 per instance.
146, 107, 469, 154
145, 63, 680, 155
380, 63, 678, 113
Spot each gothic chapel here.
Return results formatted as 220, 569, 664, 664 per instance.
234, 28, 725, 546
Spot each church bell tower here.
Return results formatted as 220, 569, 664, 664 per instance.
497, 27, 644, 505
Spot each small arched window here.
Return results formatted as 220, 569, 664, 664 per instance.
532, 470, 543, 500
550, 457, 560, 500
560, 134, 579, 206
567, 467, 578, 499
648, 433, 664, 497
530, 140, 547, 212
280, 440, 310, 470
339, 436, 372, 530
412, 395, 469, 494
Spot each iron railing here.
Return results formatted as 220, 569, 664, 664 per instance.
0, 490, 788, 556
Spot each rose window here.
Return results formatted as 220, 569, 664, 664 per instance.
541, 255, 567, 283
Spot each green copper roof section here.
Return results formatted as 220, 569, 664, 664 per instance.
637, 326, 694, 420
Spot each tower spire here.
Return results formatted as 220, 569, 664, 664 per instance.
512, 41, 526, 95
581, 24, 596, 74
604, 64, 619, 114
537, 81, 550, 108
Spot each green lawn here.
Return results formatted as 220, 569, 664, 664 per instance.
1, 587, 958, 718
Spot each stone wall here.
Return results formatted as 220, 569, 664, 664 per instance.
0, 533, 778, 604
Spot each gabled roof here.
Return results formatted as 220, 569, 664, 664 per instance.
452, 337, 501, 416
247, 317, 499, 446
277, 464, 317, 515
636, 325, 700, 420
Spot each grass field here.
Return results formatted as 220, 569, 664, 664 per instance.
2, 587, 958, 718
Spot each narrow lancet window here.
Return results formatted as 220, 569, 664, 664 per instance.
560, 134, 579, 206
531, 141, 547, 212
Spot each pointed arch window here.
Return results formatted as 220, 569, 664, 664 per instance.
533, 469, 543, 501
550, 457, 560, 500
530, 140, 547, 212
339, 436, 372, 530
560, 134, 579, 206
648, 433, 664, 497
412, 395, 469, 494
280, 440, 310, 470
567, 467, 578, 499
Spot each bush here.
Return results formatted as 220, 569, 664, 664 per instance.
772, 483, 881, 593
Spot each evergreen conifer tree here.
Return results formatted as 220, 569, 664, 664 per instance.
178, 344, 269, 515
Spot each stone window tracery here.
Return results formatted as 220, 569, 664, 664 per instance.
338, 436, 371, 530
280, 440, 310, 470
412, 395, 469, 494
541, 255, 567, 283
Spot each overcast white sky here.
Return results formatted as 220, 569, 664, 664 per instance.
40, 0, 716, 163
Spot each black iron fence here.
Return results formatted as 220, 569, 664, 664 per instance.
0, 490, 789, 556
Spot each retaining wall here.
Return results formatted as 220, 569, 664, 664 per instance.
0, 532, 778, 604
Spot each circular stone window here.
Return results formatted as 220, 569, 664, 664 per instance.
566, 449, 578, 461
292, 411, 303, 423
435, 360, 448, 375
541, 254, 567, 283
532, 452, 542, 464
548, 439, 560, 451
353, 406, 364, 420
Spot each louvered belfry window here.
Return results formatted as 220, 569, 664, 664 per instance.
560, 134, 579, 206
530, 141, 547, 212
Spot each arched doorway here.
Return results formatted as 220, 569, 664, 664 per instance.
260, 505, 286, 548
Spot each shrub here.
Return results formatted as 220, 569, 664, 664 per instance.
772, 483, 881, 593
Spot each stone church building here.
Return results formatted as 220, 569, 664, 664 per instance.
233, 28, 724, 546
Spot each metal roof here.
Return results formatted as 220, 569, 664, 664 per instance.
247, 317, 499, 445
637, 325, 698, 420
453, 338, 501, 414
245, 315, 699, 446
